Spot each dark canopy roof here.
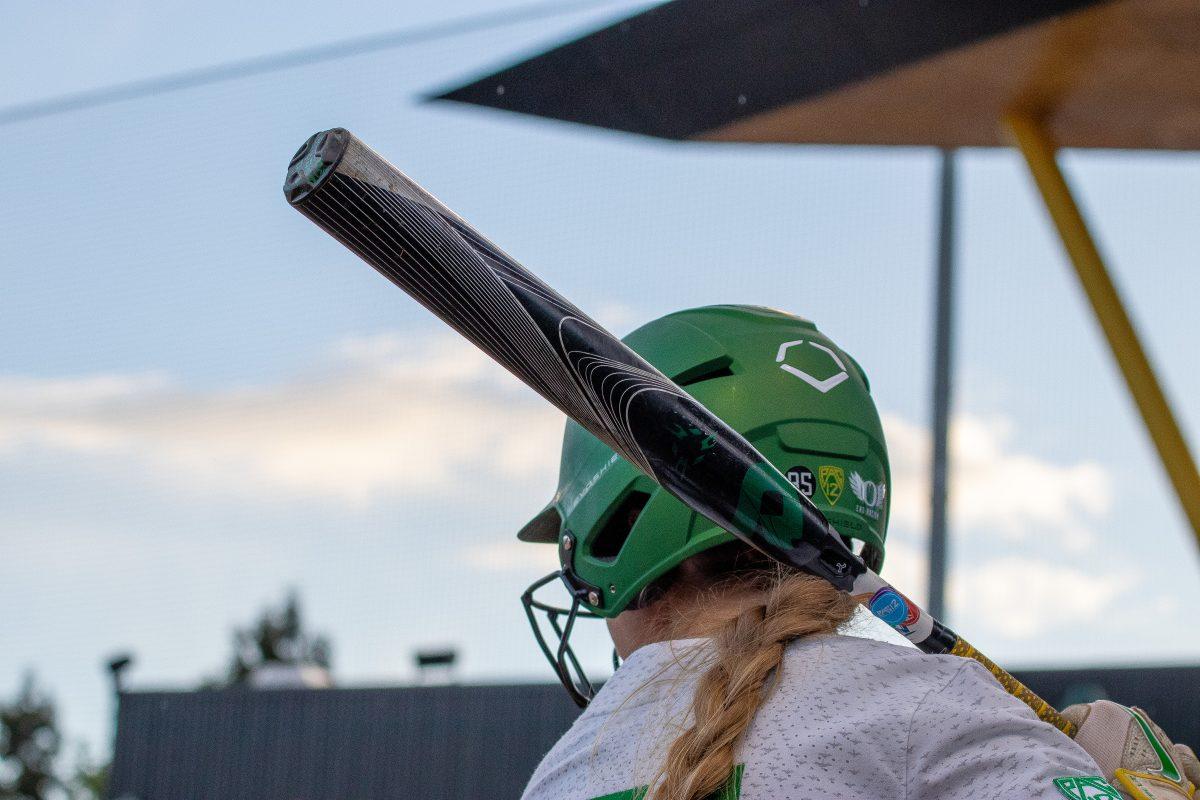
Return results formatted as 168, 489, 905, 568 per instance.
436, 0, 1200, 150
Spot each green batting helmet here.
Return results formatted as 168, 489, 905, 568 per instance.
519, 305, 890, 619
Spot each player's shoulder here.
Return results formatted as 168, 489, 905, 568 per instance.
761, 634, 1101, 799
755, 633, 975, 748
768, 632, 1025, 737
732, 635, 972, 797
782, 631, 973, 693
784, 632, 1045, 724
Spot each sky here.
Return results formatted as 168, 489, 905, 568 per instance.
3, 0, 1199, 764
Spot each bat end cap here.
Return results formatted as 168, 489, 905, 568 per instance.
283, 128, 350, 204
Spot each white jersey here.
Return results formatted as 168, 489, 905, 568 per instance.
521, 634, 1105, 800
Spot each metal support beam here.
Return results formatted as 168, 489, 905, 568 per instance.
928, 149, 957, 620
1005, 112, 1200, 550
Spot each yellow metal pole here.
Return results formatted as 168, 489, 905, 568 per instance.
1004, 112, 1200, 550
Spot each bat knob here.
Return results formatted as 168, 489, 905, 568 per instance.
283, 128, 350, 204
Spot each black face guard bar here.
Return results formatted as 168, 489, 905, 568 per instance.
521, 571, 619, 708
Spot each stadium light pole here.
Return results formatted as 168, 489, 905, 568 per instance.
928, 148, 957, 621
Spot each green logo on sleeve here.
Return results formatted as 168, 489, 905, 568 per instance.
1052, 775, 1122, 799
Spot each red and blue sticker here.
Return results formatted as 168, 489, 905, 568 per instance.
869, 587, 920, 635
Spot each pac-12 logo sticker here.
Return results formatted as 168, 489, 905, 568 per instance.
818, 465, 844, 506
786, 466, 815, 498
869, 588, 920, 634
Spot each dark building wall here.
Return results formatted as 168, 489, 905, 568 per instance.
109, 683, 582, 800
109, 667, 1200, 800
1014, 665, 1200, 736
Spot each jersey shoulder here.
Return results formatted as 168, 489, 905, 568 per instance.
752, 635, 1103, 800
733, 635, 970, 797
777, 632, 971, 699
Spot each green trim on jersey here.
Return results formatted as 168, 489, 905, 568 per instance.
1052, 775, 1123, 799
589, 764, 745, 800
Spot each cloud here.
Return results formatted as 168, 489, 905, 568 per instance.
591, 302, 642, 334
0, 333, 565, 505
950, 557, 1137, 638
463, 539, 560, 574
883, 412, 1111, 549
0, 373, 170, 450
0, 343, 1131, 630
862, 539, 1136, 640
867, 414, 1126, 639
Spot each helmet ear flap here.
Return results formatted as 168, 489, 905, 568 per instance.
626, 573, 675, 611
860, 543, 884, 573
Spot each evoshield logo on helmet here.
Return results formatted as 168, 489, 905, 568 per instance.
775, 339, 849, 393
849, 472, 887, 520
818, 465, 844, 505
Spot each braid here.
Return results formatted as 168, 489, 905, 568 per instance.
650, 571, 857, 800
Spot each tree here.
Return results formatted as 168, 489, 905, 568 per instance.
227, 591, 332, 685
0, 673, 61, 800
68, 766, 105, 800
64, 744, 108, 800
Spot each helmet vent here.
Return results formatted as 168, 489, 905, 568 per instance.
591, 490, 651, 560
674, 356, 734, 387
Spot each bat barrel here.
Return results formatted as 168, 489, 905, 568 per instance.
279, 128, 863, 593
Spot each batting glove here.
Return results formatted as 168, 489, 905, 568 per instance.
1061, 700, 1199, 799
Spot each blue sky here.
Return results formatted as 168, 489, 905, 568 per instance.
3, 0, 1199, 761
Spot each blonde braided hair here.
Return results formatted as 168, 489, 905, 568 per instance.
646, 549, 858, 800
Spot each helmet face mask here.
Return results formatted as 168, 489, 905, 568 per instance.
521, 570, 611, 707
518, 306, 891, 704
